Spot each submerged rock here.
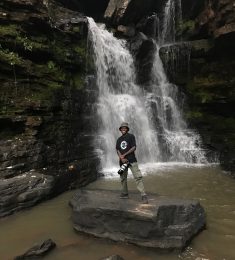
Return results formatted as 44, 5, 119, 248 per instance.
100, 255, 124, 260
14, 239, 56, 259
70, 190, 206, 250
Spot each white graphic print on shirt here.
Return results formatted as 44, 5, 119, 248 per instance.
120, 141, 127, 150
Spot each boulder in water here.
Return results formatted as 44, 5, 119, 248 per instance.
70, 189, 206, 250
0, 171, 54, 217
14, 239, 56, 259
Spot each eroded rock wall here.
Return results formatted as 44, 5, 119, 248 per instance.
0, 0, 100, 216
177, 0, 235, 173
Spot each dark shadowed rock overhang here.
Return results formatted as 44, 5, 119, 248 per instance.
70, 189, 206, 250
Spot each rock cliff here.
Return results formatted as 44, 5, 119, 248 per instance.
0, 0, 100, 216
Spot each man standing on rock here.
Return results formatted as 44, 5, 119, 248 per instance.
116, 122, 148, 204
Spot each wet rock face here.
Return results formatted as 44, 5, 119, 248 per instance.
0, 0, 100, 216
129, 33, 156, 85
57, 0, 109, 20
104, 0, 164, 26
0, 171, 54, 217
70, 190, 206, 250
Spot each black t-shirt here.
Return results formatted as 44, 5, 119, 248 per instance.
116, 133, 137, 164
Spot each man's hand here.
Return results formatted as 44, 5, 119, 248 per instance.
117, 150, 127, 163
121, 158, 128, 163
119, 154, 125, 160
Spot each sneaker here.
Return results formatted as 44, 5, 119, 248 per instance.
119, 193, 129, 199
141, 195, 148, 204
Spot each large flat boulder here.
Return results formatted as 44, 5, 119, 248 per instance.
70, 189, 206, 250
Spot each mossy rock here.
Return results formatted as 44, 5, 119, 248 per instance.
0, 24, 21, 37
177, 19, 195, 40
15, 36, 49, 52
0, 48, 24, 66
70, 73, 85, 90
34, 62, 66, 82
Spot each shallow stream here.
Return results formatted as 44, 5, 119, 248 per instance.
0, 165, 235, 260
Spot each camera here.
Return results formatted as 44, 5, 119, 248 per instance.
118, 162, 130, 175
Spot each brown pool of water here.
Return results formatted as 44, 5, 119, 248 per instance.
0, 165, 234, 260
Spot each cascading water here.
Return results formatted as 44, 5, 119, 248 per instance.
160, 0, 182, 44
87, 0, 208, 171
87, 18, 160, 170
148, 44, 207, 163
149, 0, 207, 163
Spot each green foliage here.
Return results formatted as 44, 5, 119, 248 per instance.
186, 111, 203, 119
47, 60, 56, 70
0, 24, 20, 37
47, 82, 63, 89
74, 45, 86, 58
0, 45, 22, 65
177, 20, 195, 37
16, 36, 33, 51
45, 61, 66, 81
16, 35, 48, 51
29, 80, 63, 102
187, 76, 229, 103
72, 26, 80, 33
71, 73, 85, 89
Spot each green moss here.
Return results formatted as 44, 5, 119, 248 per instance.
71, 73, 85, 89
47, 82, 63, 89
187, 76, 230, 103
0, 24, 20, 37
177, 20, 195, 34
35, 62, 66, 82
54, 45, 69, 62
31, 36, 48, 43
74, 45, 86, 59
72, 26, 80, 33
47, 60, 56, 70
30, 81, 63, 102
186, 111, 203, 120
48, 62, 66, 81
16, 36, 48, 51
0, 48, 23, 65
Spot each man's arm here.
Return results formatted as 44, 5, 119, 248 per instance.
122, 135, 136, 158
122, 146, 136, 158
117, 149, 128, 163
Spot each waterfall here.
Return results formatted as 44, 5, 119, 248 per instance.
87, 18, 160, 170
87, 0, 208, 170
149, 0, 207, 163
87, 16, 207, 171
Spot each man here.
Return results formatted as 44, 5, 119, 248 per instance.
116, 122, 148, 204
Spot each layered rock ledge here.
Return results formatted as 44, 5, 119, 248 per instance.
0, 171, 54, 217
70, 189, 206, 250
